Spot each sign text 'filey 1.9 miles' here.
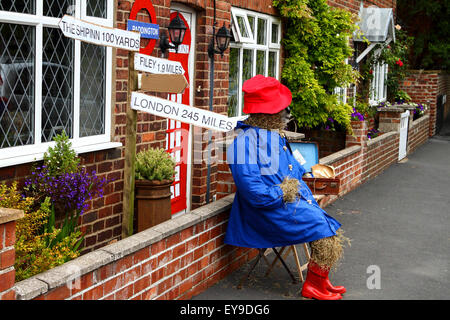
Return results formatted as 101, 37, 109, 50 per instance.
59, 15, 140, 51
134, 53, 185, 75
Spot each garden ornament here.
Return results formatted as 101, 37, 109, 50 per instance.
224, 75, 350, 300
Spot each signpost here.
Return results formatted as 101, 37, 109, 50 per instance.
58, 9, 242, 239
127, 19, 159, 39
139, 74, 188, 93
131, 92, 245, 131
59, 15, 140, 51
134, 53, 185, 74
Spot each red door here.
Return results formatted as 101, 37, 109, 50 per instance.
166, 10, 192, 214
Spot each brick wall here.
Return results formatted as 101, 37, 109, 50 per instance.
0, 0, 401, 255
13, 195, 259, 300
217, 109, 430, 209
400, 70, 450, 136
407, 114, 430, 155
302, 129, 347, 159
364, 132, 399, 181
0, 208, 23, 300
327, 0, 397, 15
10, 111, 430, 300
0, 148, 124, 255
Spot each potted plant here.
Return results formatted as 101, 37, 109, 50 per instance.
135, 147, 176, 232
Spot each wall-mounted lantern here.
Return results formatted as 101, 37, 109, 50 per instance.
208, 23, 232, 58
159, 11, 187, 55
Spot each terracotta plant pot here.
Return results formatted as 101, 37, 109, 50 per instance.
135, 179, 173, 232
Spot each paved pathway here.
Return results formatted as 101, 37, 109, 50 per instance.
194, 120, 450, 300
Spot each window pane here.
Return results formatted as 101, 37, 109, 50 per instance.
257, 18, 266, 45
247, 16, 255, 36
87, 0, 107, 18
236, 16, 249, 38
271, 23, 279, 43
268, 51, 276, 78
0, 0, 35, 14
0, 23, 35, 148
41, 27, 74, 142
228, 47, 239, 117
256, 50, 266, 75
44, 0, 74, 18
80, 42, 106, 137
242, 49, 253, 83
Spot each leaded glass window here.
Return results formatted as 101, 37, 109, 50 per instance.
80, 43, 106, 137
0, 23, 35, 148
41, 27, 74, 142
0, 0, 35, 14
0, 0, 113, 166
87, 0, 107, 18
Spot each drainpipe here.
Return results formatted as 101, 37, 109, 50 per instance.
206, 0, 217, 204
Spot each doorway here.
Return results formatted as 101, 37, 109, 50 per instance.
166, 4, 196, 215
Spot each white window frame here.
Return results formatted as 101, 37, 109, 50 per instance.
231, 7, 255, 44
334, 58, 349, 104
269, 20, 281, 49
334, 86, 348, 104
368, 48, 388, 106
0, 0, 119, 168
229, 8, 281, 116
369, 62, 388, 106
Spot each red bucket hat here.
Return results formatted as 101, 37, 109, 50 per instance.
243, 75, 292, 114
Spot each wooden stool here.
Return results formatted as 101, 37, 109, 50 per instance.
265, 244, 311, 282
236, 196, 326, 288
237, 247, 299, 289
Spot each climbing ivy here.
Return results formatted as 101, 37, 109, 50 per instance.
273, 0, 359, 132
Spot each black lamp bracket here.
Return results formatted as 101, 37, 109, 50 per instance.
160, 32, 177, 55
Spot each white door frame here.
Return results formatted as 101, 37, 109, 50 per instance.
170, 4, 196, 216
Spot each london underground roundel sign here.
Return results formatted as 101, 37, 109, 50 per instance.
129, 0, 158, 55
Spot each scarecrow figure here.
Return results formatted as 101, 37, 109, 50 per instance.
225, 75, 350, 300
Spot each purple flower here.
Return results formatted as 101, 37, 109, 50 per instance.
25, 165, 111, 215
351, 109, 365, 121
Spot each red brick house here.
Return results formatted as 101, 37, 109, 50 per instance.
0, 0, 401, 253
4, 0, 441, 301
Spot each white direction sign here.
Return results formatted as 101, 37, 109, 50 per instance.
134, 53, 185, 75
131, 92, 246, 132
59, 15, 140, 51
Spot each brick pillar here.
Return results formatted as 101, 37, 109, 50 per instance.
378, 107, 405, 133
0, 208, 24, 300
346, 120, 368, 148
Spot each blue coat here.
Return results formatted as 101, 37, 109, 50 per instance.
224, 122, 341, 248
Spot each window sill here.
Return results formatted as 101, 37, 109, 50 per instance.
0, 141, 123, 169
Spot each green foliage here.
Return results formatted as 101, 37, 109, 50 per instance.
273, 0, 359, 132
43, 131, 80, 177
135, 148, 176, 181
0, 183, 83, 282
365, 28, 414, 102
397, 0, 449, 70
0, 182, 34, 212
349, 97, 377, 120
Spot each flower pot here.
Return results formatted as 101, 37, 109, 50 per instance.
135, 179, 173, 232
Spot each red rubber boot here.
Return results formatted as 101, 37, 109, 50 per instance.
301, 262, 342, 300
324, 276, 346, 294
